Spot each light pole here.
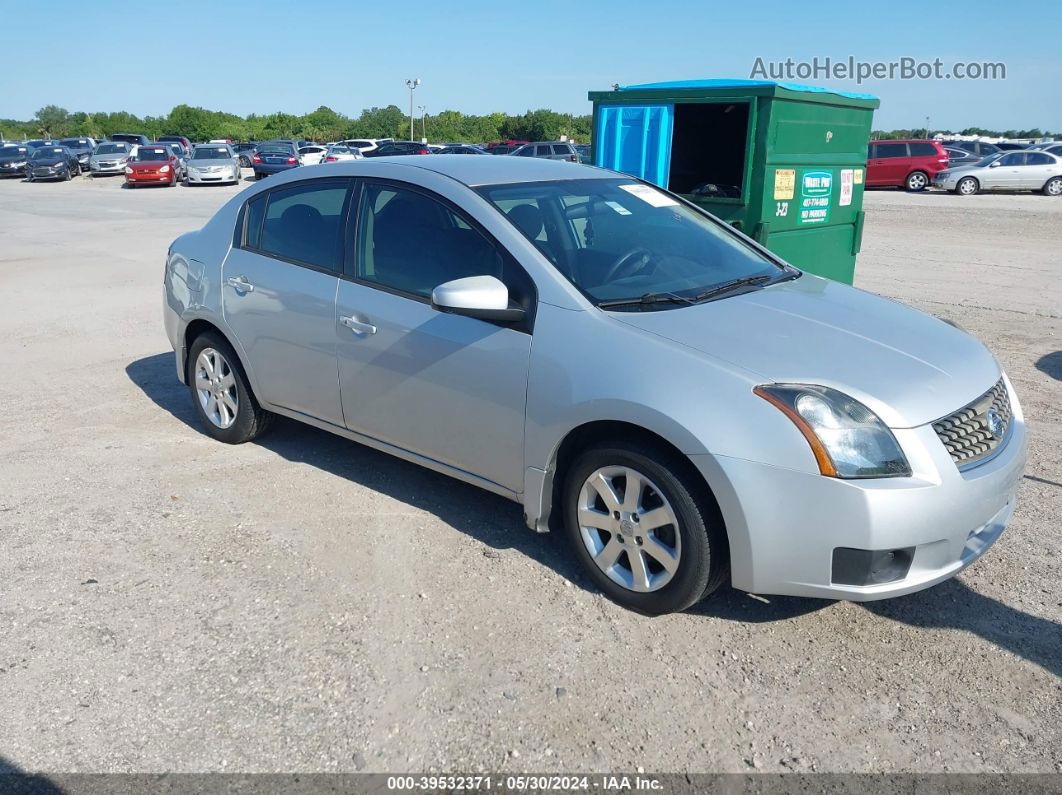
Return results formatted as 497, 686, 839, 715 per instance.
405, 78, 420, 141
418, 105, 426, 142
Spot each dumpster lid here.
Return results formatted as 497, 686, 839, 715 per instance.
615, 78, 878, 102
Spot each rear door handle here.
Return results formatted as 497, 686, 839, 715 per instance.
226, 275, 254, 293
340, 315, 377, 335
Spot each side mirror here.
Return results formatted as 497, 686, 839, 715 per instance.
431, 275, 525, 322
989, 161, 1000, 168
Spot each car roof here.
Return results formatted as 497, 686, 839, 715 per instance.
324, 153, 613, 186
872, 139, 940, 144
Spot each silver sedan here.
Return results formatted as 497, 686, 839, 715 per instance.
184, 144, 242, 185
934, 150, 1062, 195
163, 156, 1026, 615
88, 141, 135, 176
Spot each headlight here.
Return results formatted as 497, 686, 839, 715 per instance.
160, 165, 171, 173
124, 166, 133, 174
754, 384, 911, 478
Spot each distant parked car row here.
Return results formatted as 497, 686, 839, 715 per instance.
864, 138, 1062, 195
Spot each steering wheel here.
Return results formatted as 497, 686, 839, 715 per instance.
602, 247, 653, 285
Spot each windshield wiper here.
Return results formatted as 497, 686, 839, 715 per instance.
597, 291, 696, 309
692, 274, 777, 303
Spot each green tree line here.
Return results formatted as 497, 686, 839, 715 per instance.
0, 104, 594, 144
872, 126, 1055, 140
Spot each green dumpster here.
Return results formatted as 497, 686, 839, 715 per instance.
587, 79, 880, 284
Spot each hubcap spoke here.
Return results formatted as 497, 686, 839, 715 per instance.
588, 472, 622, 513
621, 469, 643, 512
642, 534, 679, 574
628, 549, 651, 591
578, 507, 613, 531
637, 506, 671, 531
595, 537, 623, 570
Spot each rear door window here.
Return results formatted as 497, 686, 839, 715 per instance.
257, 181, 351, 271
552, 145, 572, 156
1025, 152, 1052, 165
909, 142, 937, 156
535, 145, 552, 157
876, 143, 909, 158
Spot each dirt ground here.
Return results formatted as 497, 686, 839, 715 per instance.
0, 173, 1059, 775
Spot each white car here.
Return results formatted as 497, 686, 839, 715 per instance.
339, 138, 390, 156
319, 145, 362, 163
298, 145, 328, 166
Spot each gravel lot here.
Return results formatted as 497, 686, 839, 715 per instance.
0, 173, 1059, 775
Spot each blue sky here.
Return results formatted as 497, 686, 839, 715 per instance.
1, 0, 1059, 131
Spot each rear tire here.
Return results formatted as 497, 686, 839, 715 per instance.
905, 171, 928, 191
1043, 176, 1062, 197
187, 332, 273, 444
254, 172, 264, 180
563, 441, 728, 615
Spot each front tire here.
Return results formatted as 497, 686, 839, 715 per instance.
563, 441, 728, 615
957, 176, 979, 196
905, 171, 928, 191
187, 332, 273, 444
1043, 176, 1062, 197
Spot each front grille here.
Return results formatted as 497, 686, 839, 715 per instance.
932, 378, 1012, 469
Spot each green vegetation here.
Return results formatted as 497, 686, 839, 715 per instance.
0, 104, 593, 144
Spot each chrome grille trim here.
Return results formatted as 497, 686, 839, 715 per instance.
932, 378, 1012, 470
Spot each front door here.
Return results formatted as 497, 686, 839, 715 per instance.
223, 178, 353, 426
335, 181, 534, 493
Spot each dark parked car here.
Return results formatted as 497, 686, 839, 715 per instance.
26, 145, 81, 181
944, 146, 981, 168
436, 145, 490, 155
26, 139, 58, 150
992, 142, 1028, 151
364, 141, 433, 157
942, 140, 1001, 158
865, 139, 949, 191
0, 143, 32, 178
158, 135, 191, 155
232, 143, 257, 167
251, 141, 300, 179
59, 137, 97, 170
110, 133, 151, 148
510, 141, 580, 162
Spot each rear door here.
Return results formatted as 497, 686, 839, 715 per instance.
222, 178, 353, 425
1021, 152, 1057, 189
334, 180, 534, 493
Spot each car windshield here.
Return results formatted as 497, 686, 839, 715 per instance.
95, 143, 128, 154
976, 154, 1004, 167
477, 178, 787, 307
32, 148, 64, 160
1, 146, 28, 156
134, 148, 169, 161
60, 139, 89, 148
192, 147, 232, 160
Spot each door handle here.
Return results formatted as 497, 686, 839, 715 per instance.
340, 315, 377, 335
226, 275, 254, 293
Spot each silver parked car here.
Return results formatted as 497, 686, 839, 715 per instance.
89, 141, 135, 176
185, 144, 241, 185
163, 157, 1027, 615
934, 151, 1062, 195
510, 141, 580, 162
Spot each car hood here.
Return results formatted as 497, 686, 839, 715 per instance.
31, 158, 64, 165
189, 158, 238, 167
129, 160, 170, 168
611, 274, 1000, 428
0, 155, 29, 164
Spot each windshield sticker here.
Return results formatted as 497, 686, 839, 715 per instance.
799, 171, 832, 225
839, 169, 854, 206
773, 169, 795, 200
618, 183, 679, 207
605, 200, 632, 216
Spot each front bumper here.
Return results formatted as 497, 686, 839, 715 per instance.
126, 171, 176, 184
692, 379, 1027, 601
91, 161, 127, 174
187, 167, 240, 183
933, 173, 959, 189
0, 165, 27, 177
29, 167, 65, 179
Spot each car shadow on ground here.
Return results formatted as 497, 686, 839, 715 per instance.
1034, 350, 1062, 381
125, 353, 588, 588
125, 352, 1062, 674
0, 755, 64, 793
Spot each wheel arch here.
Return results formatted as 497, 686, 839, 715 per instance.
528, 419, 729, 559
180, 317, 253, 390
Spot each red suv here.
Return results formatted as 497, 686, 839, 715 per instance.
866, 139, 949, 191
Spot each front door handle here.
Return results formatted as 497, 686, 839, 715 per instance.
340, 315, 377, 335
226, 275, 254, 293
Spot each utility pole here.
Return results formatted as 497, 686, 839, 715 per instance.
405, 79, 420, 141
418, 105, 426, 142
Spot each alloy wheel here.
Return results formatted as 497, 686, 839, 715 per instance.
1046, 178, 1062, 196
577, 466, 681, 593
194, 347, 239, 429
907, 172, 927, 190
958, 178, 977, 195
